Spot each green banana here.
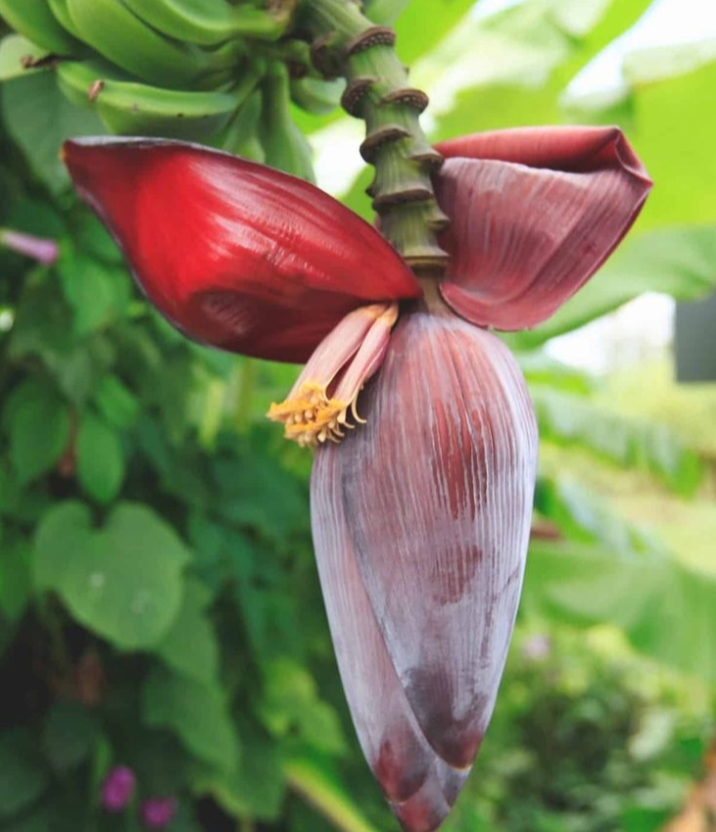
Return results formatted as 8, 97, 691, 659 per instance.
120, 0, 288, 47
46, 0, 84, 40
258, 64, 315, 182
290, 76, 344, 116
219, 88, 265, 161
0, 0, 80, 54
64, 0, 241, 89
57, 59, 244, 141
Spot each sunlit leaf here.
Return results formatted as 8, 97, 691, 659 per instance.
429, 0, 654, 139
532, 386, 703, 495
569, 55, 716, 229
284, 753, 380, 832
524, 538, 716, 683
0, 35, 47, 81
506, 225, 716, 347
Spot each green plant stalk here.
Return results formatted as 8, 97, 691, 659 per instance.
284, 757, 379, 832
298, 0, 449, 274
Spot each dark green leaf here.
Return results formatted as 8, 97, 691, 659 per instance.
194, 722, 285, 821
129, 731, 192, 795
7, 282, 74, 363
42, 701, 101, 773
77, 411, 125, 503
259, 658, 346, 755
94, 376, 140, 430
143, 666, 240, 773
57, 249, 127, 336
0, 461, 19, 516
5, 380, 69, 484
0, 538, 32, 621
213, 447, 307, 546
0, 729, 49, 820
155, 579, 220, 685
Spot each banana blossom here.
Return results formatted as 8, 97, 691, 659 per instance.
63, 127, 651, 832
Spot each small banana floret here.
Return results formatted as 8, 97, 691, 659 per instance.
269, 382, 366, 448
267, 303, 398, 448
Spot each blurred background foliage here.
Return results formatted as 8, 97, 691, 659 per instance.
0, 0, 715, 830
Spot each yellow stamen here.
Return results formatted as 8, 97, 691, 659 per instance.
268, 382, 357, 448
267, 302, 399, 448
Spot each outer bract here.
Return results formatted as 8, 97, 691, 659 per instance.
311, 309, 538, 832
435, 126, 652, 330
62, 137, 421, 363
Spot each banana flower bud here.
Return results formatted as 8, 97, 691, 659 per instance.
63, 126, 651, 832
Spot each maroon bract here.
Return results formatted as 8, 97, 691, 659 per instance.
435, 127, 651, 329
63, 126, 651, 832
311, 311, 538, 830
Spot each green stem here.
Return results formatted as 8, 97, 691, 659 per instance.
297, 0, 449, 275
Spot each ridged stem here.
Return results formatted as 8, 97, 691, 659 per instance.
298, 0, 449, 274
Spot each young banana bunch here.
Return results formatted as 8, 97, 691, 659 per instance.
0, 0, 352, 178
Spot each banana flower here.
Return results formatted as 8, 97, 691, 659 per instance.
63, 127, 651, 832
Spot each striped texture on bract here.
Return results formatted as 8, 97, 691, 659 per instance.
435, 127, 652, 331
311, 310, 538, 832
62, 138, 420, 364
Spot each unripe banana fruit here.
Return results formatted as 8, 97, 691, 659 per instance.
57, 60, 245, 141
64, 0, 245, 89
0, 0, 80, 54
120, 0, 289, 46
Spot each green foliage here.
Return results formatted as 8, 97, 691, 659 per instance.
4, 380, 70, 484
143, 666, 240, 771
1, 72, 105, 192
506, 226, 716, 349
444, 630, 712, 832
532, 386, 703, 496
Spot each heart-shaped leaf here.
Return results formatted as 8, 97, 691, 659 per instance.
34, 501, 189, 648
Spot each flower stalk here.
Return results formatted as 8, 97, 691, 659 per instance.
298, 0, 449, 273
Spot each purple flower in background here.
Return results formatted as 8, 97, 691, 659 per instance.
140, 796, 178, 830
101, 765, 136, 813
0, 227, 58, 265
